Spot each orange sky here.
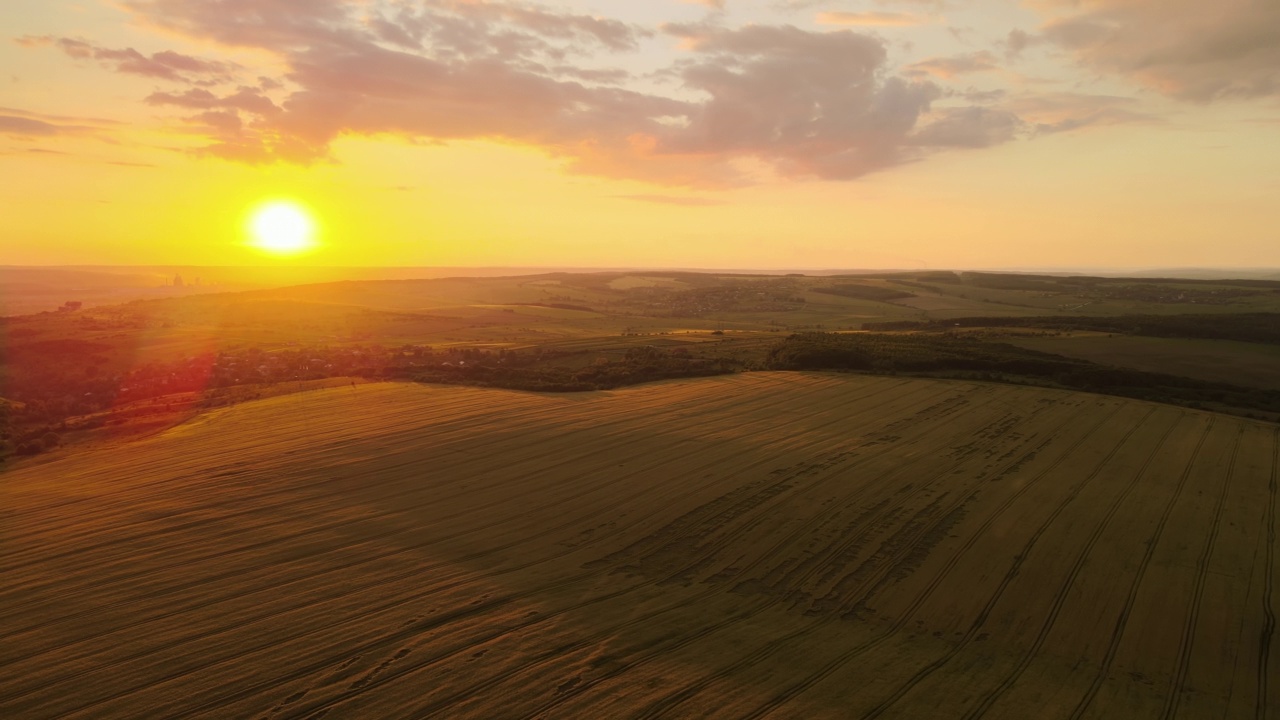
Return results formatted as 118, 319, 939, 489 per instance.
2, 1, 1278, 270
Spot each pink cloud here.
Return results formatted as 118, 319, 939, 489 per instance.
906, 51, 1000, 80
1031, 0, 1280, 102
37, 1, 1023, 184
654, 23, 944, 179
0, 106, 110, 137
18, 35, 239, 85
909, 106, 1022, 148
1006, 92, 1159, 134
816, 12, 931, 28
0, 115, 65, 136
145, 87, 281, 115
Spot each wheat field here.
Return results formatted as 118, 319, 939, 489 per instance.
1, 373, 1276, 719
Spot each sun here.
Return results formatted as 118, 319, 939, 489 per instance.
248, 201, 317, 255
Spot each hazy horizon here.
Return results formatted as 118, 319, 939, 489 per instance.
3, 1, 1278, 269
6, 263, 1280, 276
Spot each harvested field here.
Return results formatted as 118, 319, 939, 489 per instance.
1, 373, 1276, 719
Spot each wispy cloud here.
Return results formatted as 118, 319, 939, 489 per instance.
16, 0, 1023, 185
906, 51, 999, 80
910, 107, 1022, 148
1007, 92, 1161, 135
0, 105, 121, 127
816, 12, 931, 28
0, 116, 63, 136
1028, 1, 1280, 102
17, 35, 239, 85
0, 114, 96, 137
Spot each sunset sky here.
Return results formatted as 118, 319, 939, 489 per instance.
2, 0, 1277, 270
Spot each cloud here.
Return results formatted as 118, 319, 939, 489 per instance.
959, 88, 1007, 103
780, 0, 945, 11
910, 106, 1022, 148
0, 115, 63, 136
906, 51, 999, 79
371, 1, 650, 54
1030, 0, 1280, 102
816, 12, 930, 27
0, 114, 97, 137
1003, 28, 1039, 60
145, 87, 281, 115
113, 0, 679, 166
14, 145, 159, 166
650, 23, 956, 180
0, 106, 118, 142
18, 35, 239, 85
1005, 92, 1159, 134
44, 1, 1018, 184
126, 0, 646, 56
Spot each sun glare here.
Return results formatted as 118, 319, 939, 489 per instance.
248, 201, 317, 255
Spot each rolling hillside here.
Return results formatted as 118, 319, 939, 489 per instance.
1, 374, 1276, 718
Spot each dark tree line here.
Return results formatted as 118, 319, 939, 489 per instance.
862, 313, 1280, 345
765, 332, 1280, 417
0, 341, 742, 460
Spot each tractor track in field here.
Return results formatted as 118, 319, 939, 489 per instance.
1258, 427, 1279, 720
1159, 425, 1245, 720
6, 377, 1271, 720
13, 380, 954, 717
2, 378, 870, 704
388, 390, 1059, 719
2, 375, 889, 626
177, 384, 1005, 720
953, 413, 1184, 720
845, 405, 1167, 720
727, 403, 1141, 720
532, 417, 1059, 717
3, 374, 824, 545
1, 390, 526, 536
1, 376, 809, 569
1, 375, 866, 638
1067, 416, 1217, 720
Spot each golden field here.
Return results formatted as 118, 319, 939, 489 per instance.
1, 373, 1276, 719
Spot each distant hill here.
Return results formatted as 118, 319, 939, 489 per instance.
1122, 268, 1280, 281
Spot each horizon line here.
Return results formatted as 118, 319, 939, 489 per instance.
4, 264, 1280, 275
